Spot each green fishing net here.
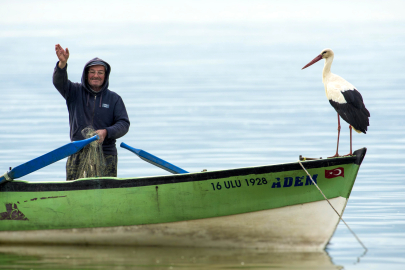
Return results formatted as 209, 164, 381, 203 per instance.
76, 126, 106, 179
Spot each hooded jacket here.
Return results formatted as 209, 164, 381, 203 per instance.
53, 58, 130, 155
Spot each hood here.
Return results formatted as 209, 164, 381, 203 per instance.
81, 57, 111, 95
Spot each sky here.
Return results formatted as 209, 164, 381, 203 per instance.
0, 0, 404, 24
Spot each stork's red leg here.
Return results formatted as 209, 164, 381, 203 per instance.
329, 113, 341, 158
349, 125, 353, 155
344, 125, 353, 156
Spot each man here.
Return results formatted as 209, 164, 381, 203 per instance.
53, 44, 130, 180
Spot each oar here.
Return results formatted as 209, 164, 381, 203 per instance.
0, 135, 99, 185
120, 142, 189, 174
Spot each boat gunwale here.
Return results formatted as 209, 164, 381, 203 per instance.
0, 148, 366, 193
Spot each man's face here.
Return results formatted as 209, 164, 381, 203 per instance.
87, 65, 106, 90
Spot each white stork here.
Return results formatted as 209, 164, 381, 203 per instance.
302, 48, 370, 157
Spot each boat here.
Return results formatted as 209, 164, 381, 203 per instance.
0, 147, 366, 251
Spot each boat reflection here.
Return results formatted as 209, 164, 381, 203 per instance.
0, 245, 342, 269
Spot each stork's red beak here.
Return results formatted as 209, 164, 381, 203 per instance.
302, 54, 323, 70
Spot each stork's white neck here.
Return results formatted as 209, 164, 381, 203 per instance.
322, 56, 334, 82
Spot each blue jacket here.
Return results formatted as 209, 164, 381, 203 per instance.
53, 58, 130, 155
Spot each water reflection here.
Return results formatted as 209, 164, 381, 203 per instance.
0, 245, 342, 269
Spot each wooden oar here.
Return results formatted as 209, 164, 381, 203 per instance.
120, 142, 189, 174
0, 135, 99, 185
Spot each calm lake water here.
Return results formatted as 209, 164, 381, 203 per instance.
0, 20, 404, 269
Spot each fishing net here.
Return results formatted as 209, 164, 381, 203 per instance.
76, 126, 106, 179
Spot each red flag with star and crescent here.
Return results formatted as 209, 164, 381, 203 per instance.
325, 167, 344, 179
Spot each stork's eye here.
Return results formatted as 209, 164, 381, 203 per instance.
322, 51, 326, 55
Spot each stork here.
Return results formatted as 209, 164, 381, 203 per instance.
302, 48, 370, 157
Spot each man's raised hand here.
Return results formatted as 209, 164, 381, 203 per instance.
55, 44, 69, 69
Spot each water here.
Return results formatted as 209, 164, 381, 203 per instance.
1, 12, 405, 270
0, 246, 342, 269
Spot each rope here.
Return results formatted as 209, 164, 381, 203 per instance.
298, 161, 367, 251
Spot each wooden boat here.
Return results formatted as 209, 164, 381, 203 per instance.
0, 147, 366, 251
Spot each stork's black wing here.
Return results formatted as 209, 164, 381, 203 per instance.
329, 89, 370, 133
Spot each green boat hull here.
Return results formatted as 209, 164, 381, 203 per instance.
0, 148, 366, 250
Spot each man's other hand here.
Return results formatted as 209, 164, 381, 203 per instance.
95, 129, 107, 144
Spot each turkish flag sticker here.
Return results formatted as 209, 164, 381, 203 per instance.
325, 167, 344, 179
